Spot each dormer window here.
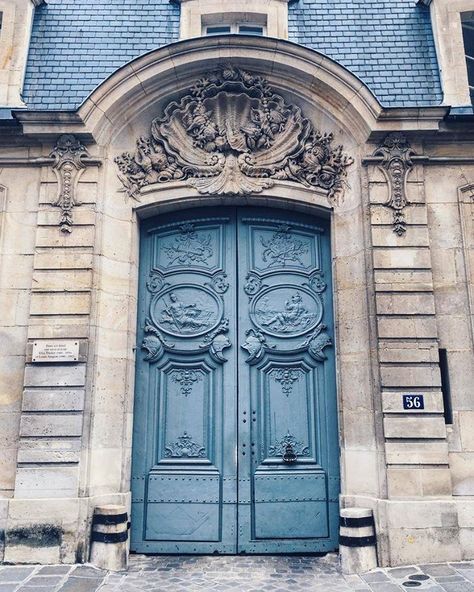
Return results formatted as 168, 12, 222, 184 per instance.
461, 11, 474, 104
179, 0, 289, 40
205, 24, 265, 36
203, 17, 266, 37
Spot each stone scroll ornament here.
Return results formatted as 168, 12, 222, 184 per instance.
50, 134, 89, 233
115, 66, 353, 202
373, 133, 415, 236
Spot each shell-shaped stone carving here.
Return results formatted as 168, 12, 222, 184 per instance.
115, 66, 353, 201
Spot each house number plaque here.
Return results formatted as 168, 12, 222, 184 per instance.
32, 340, 79, 363
402, 394, 425, 410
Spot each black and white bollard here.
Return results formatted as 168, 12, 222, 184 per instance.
339, 508, 377, 574
90, 505, 129, 571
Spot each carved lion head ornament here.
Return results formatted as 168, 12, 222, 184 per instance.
115, 66, 354, 202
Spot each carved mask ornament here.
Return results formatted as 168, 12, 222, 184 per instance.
115, 66, 353, 202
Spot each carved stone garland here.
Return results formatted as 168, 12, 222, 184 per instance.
50, 134, 89, 233
373, 133, 415, 236
115, 66, 353, 202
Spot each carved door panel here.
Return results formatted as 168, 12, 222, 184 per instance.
131, 209, 238, 553
237, 209, 340, 553
131, 206, 339, 554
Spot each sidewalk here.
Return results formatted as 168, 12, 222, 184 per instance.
0, 555, 473, 591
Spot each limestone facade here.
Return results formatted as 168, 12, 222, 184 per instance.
0, 34, 473, 567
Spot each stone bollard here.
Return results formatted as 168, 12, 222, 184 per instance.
339, 508, 377, 574
90, 505, 129, 572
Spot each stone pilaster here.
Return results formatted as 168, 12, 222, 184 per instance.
368, 134, 451, 499
13, 137, 98, 500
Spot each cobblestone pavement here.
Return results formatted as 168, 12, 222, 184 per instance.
0, 556, 473, 592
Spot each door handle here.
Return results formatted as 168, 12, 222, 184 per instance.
282, 442, 297, 464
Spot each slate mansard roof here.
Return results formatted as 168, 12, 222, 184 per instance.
22, 0, 443, 111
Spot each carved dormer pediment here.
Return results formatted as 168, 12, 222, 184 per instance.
115, 66, 353, 203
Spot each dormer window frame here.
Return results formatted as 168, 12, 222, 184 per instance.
203, 23, 267, 37
201, 12, 267, 37
178, 0, 289, 41
0, 0, 42, 108
429, 0, 474, 107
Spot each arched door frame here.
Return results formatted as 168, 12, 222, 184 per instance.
78, 38, 386, 552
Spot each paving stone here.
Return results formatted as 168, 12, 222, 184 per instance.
37, 567, 71, 575
0, 568, 36, 582
70, 566, 106, 578
438, 584, 474, 592
363, 572, 391, 583
461, 572, 474, 584
389, 568, 420, 579
21, 587, 60, 591
0, 585, 20, 592
368, 584, 404, 591
57, 576, 103, 592
420, 566, 456, 577
22, 576, 63, 586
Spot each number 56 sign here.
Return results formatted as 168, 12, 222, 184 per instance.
403, 394, 425, 410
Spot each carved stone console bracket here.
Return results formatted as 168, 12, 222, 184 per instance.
50, 134, 89, 233
115, 65, 353, 203
372, 133, 415, 236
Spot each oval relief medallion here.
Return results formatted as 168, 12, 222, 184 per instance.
251, 286, 322, 338
151, 285, 223, 338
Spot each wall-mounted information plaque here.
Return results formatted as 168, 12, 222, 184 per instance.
32, 340, 79, 363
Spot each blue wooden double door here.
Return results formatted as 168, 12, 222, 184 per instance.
131, 206, 340, 554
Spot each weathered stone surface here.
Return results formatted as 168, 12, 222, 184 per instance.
22, 389, 85, 412
31, 270, 93, 292
14, 466, 79, 498
19, 414, 83, 438
380, 365, 442, 388
23, 364, 86, 388
34, 251, 93, 270
383, 417, 446, 439
30, 292, 91, 316
376, 293, 436, 316
373, 248, 432, 270
377, 316, 438, 339
385, 441, 449, 465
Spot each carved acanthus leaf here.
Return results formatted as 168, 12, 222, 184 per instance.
373, 132, 415, 236
115, 66, 353, 202
50, 134, 89, 233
